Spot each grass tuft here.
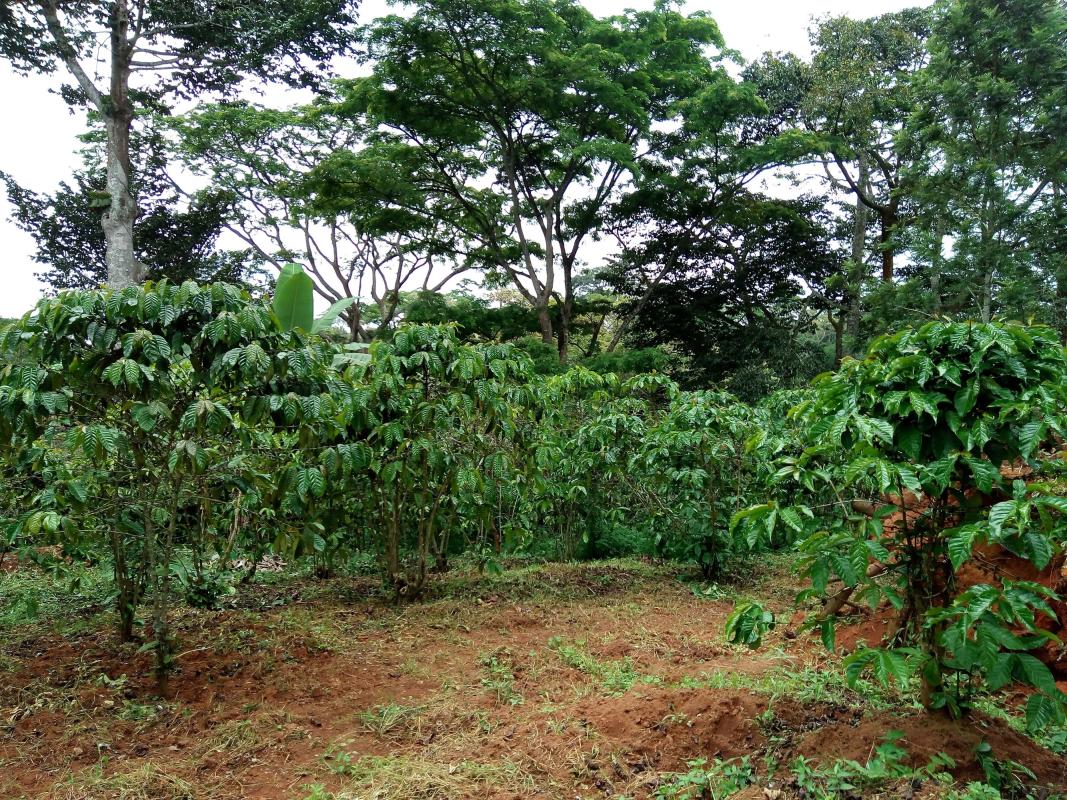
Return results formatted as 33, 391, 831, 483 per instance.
46, 763, 195, 800
328, 754, 534, 799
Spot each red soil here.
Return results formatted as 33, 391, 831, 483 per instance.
2, 563, 1065, 798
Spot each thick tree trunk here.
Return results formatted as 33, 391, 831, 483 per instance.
41, 0, 139, 287
103, 114, 139, 288
102, 1, 139, 289
537, 303, 554, 346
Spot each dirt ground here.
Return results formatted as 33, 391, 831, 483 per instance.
1, 559, 1064, 800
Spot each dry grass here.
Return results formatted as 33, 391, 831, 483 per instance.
44, 763, 196, 800
329, 754, 535, 800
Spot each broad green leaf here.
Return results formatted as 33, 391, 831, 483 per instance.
273, 263, 314, 332
312, 297, 356, 334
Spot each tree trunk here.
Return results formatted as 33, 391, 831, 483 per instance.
979, 268, 994, 324
584, 314, 605, 357
345, 305, 364, 342
879, 201, 898, 283
606, 258, 674, 354
1053, 186, 1066, 341
1056, 266, 1067, 342
109, 526, 137, 640
102, 2, 139, 289
537, 304, 554, 346
930, 220, 945, 315
556, 292, 573, 362
846, 153, 870, 350
830, 313, 845, 368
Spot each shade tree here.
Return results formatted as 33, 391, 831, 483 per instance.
168, 102, 470, 341
0, 0, 361, 288
305, 0, 732, 361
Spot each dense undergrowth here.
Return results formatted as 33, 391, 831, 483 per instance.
2, 282, 1067, 797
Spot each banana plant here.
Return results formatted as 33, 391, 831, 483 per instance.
272, 263, 355, 335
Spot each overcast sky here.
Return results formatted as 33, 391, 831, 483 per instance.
0, 0, 930, 318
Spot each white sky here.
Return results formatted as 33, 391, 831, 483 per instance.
0, 0, 930, 318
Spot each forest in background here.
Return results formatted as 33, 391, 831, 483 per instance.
2, 0, 1064, 399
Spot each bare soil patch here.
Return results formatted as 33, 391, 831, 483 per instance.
1, 560, 1064, 799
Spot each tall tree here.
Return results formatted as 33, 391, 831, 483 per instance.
310, 0, 728, 360
612, 195, 841, 397
169, 102, 467, 341
804, 9, 930, 286
903, 0, 1067, 323
2, 120, 256, 291
0, 0, 360, 288
602, 51, 825, 356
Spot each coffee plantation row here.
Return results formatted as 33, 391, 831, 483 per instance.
2, 280, 1066, 735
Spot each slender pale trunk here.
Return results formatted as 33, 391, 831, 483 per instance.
102, 1, 139, 288
978, 215, 994, 324
979, 266, 994, 324
846, 153, 870, 350
879, 199, 898, 283
1056, 268, 1067, 342
930, 220, 945, 315
1053, 185, 1066, 341
977, 176, 997, 324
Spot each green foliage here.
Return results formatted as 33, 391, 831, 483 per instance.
654, 756, 756, 800
271, 263, 355, 335
311, 0, 734, 357
273, 263, 316, 333
742, 320, 1067, 729
902, 0, 1067, 328
655, 736, 954, 800
547, 636, 647, 695
725, 602, 775, 649
0, 280, 344, 683
973, 740, 1037, 796
784, 736, 954, 799
0, 281, 809, 666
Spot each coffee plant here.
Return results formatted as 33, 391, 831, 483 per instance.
0, 280, 343, 687
741, 321, 1067, 730
5, 279, 1066, 739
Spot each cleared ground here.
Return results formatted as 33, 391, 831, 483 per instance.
1, 557, 1063, 799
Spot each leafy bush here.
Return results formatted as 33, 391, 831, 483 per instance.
742, 321, 1067, 730
0, 280, 342, 684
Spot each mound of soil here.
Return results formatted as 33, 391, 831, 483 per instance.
797, 711, 1067, 788
576, 687, 767, 771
